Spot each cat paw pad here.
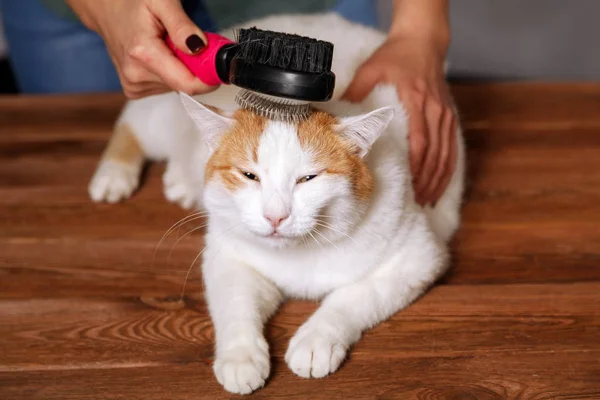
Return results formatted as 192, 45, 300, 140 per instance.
285, 324, 348, 379
213, 341, 270, 394
89, 160, 139, 203
163, 166, 196, 209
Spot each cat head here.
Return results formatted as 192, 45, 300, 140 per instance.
180, 93, 394, 249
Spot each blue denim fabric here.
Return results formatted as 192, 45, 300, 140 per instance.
332, 0, 379, 29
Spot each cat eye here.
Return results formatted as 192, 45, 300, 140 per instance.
297, 175, 317, 184
242, 171, 260, 182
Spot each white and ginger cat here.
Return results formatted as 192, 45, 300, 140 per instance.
89, 13, 465, 395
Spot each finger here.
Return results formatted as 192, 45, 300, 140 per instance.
342, 63, 380, 102
134, 68, 163, 85
405, 98, 428, 205
423, 107, 453, 205
130, 36, 216, 95
406, 95, 428, 176
121, 61, 164, 86
129, 87, 171, 99
431, 115, 458, 205
150, 0, 207, 54
415, 99, 443, 205
125, 83, 171, 99
120, 62, 167, 96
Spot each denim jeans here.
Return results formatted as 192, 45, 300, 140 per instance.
0, 0, 379, 93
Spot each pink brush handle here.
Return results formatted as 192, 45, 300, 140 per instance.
166, 32, 235, 86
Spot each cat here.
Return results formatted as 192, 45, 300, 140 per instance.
89, 12, 465, 395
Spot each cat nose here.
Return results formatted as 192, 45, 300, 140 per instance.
264, 213, 289, 229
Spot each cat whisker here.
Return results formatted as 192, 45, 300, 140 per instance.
315, 212, 360, 222
167, 223, 210, 265
315, 220, 359, 245
314, 214, 360, 227
179, 248, 209, 303
301, 234, 309, 247
152, 211, 208, 264
307, 230, 322, 248
179, 224, 240, 302
312, 228, 339, 251
156, 210, 208, 244
316, 221, 357, 243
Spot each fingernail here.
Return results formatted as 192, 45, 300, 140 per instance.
186, 34, 206, 53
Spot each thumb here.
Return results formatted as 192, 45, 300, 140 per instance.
342, 64, 380, 102
151, 0, 207, 54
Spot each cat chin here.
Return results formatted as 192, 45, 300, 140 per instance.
252, 233, 299, 249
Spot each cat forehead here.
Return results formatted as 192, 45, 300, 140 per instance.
222, 110, 346, 165
257, 121, 309, 169
205, 109, 374, 200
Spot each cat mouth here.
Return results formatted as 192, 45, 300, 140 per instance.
257, 230, 285, 239
262, 231, 294, 240
255, 228, 301, 241
269, 231, 289, 240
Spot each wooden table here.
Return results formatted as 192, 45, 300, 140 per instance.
1, 84, 600, 399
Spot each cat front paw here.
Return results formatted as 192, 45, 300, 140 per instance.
163, 164, 197, 209
285, 322, 349, 379
89, 160, 140, 203
213, 338, 270, 395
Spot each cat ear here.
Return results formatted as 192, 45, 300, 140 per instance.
179, 92, 234, 149
335, 106, 395, 157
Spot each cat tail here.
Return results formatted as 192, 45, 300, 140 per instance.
88, 119, 146, 203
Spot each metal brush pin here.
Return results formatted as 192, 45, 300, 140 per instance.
235, 90, 313, 122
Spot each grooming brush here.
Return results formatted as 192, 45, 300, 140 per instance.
166, 28, 335, 121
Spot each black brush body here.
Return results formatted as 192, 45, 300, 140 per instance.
215, 28, 336, 102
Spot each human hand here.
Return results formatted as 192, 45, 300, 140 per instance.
67, 0, 217, 98
343, 34, 457, 207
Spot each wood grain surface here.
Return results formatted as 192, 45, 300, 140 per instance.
1, 84, 600, 399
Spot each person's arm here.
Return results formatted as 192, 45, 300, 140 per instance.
389, 0, 450, 50
344, 0, 456, 207
66, 0, 216, 99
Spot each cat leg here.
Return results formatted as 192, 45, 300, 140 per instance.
89, 123, 145, 203
286, 227, 447, 379
162, 161, 198, 209
203, 252, 282, 394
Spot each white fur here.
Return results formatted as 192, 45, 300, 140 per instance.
89, 159, 140, 203
91, 13, 465, 394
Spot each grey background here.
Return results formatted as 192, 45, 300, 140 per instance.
377, 0, 600, 81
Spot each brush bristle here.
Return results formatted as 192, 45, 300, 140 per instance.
234, 27, 334, 73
